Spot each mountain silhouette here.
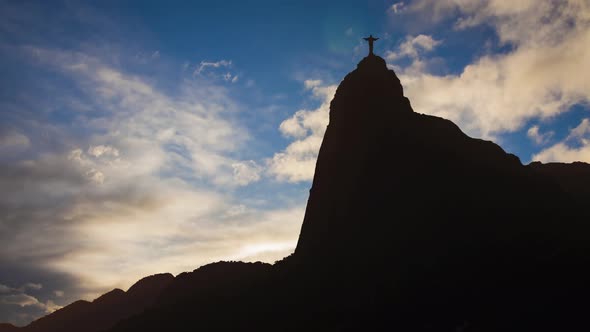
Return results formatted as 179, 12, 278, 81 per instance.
0, 324, 19, 332
0, 274, 173, 332
529, 161, 590, 205
4, 54, 590, 331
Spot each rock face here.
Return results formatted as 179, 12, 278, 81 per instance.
7, 55, 590, 331
290, 54, 590, 329
297, 54, 583, 268
297, 56, 589, 299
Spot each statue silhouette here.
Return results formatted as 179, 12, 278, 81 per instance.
363, 35, 379, 55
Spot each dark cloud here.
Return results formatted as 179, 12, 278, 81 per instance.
0, 261, 85, 326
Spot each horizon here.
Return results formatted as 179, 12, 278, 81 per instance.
1, 0, 590, 326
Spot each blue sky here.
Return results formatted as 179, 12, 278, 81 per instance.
1, 0, 590, 326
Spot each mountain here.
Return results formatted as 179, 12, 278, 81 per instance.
4, 273, 173, 332
529, 161, 590, 205
289, 55, 590, 330
0, 324, 19, 332
7, 54, 590, 331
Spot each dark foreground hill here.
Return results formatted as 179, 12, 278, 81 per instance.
4, 55, 590, 332
0, 274, 174, 332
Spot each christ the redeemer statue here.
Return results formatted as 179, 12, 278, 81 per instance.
363, 35, 379, 55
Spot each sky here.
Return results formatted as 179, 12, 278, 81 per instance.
1, 0, 589, 326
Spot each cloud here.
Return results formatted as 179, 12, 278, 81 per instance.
43, 300, 61, 313
390, 2, 406, 14
0, 44, 305, 326
0, 283, 42, 294
223, 72, 239, 83
232, 160, 263, 186
1, 3, 302, 325
192, 60, 240, 84
527, 126, 554, 145
0, 130, 30, 152
0, 282, 61, 319
385, 34, 442, 61
279, 115, 309, 138
0, 294, 40, 307
389, 0, 590, 139
568, 118, 590, 142
193, 60, 232, 76
87, 145, 119, 158
532, 142, 590, 163
267, 80, 336, 183
21, 283, 42, 291
401, 0, 482, 24
533, 118, 590, 162
24, 47, 253, 184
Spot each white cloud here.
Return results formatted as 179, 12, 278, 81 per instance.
87, 145, 119, 158
43, 300, 61, 313
567, 118, 590, 142
0, 294, 40, 307
27, 48, 250, 184
532, 142, 590, 163
527, 126, 554, 145
386, 34, 442, 61
191, 60, 240, 85
222, 72, 239, 83
67, 147, 124, 185
390, 2, 406, 14
268, 80, 336, 183
224, 204, 247, 218
402, 0, 482, 24
390, 0, 590, 139
51, 200, 305, 294
267, 150, 319, 183
193, 59, 232, 76
279, 113, 308, 138
1, 46, 305, 310
232, 160, 262, 186
304, 79, 322, 89
533, 118, 590, 162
